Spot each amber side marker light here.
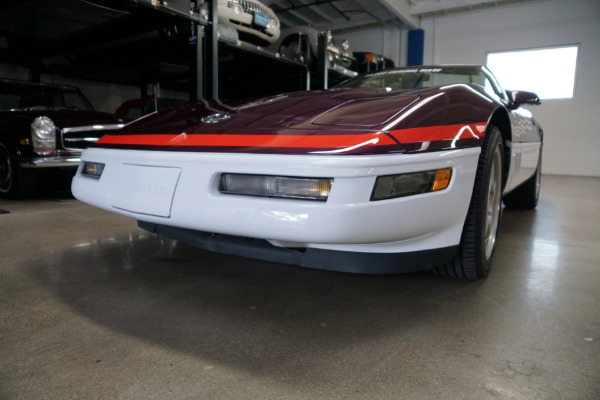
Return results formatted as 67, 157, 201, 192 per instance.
432, 168, 452, 192
371, 168, 452, 201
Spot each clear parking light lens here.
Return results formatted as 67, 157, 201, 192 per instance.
31, 116, 56, 154
219, 174, 333, 201
371, 168, 452, 201
81, 162, 105, 179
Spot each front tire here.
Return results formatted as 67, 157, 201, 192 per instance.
0, 143, 36, 198
434, 125, 504, 279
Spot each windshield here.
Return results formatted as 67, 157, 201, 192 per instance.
0, 82, 94, 111
335, 66, 499, 95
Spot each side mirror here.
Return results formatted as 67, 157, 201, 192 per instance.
507, 90, 542, 107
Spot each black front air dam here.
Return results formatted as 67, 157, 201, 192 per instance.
138, 221, 458, 274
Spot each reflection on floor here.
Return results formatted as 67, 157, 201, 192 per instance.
0, 175, 599, 399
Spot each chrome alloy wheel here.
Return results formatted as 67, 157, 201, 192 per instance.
484, 144, 503, 259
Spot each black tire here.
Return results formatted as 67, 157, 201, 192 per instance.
503, 151, 542, 210
0, 143, 36, 198
434, 125, 504, 280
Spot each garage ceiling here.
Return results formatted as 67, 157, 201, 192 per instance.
264, 0, 528, 32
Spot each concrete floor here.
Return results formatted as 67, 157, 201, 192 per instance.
0, 174, 598, 399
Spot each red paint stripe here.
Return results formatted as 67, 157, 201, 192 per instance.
389, 123, 486, 143
95, 132, 397, 148
95, 123, 487, 150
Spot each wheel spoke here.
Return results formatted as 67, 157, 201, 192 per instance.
484, 146, 502, 259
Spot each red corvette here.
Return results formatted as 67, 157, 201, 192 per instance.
72, 65, 543, 279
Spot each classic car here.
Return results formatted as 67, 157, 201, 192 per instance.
0, 79, 124, 197
269, 26, 355, 70
207, 0, 280, 46
72, 65, 543, 279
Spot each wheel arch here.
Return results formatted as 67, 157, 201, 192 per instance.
487, 107, 512, 189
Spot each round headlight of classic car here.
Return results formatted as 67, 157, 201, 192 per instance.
31, 116, 56, 154
228, 0, 242, 13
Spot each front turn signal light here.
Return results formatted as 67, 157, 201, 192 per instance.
371, 168, 452, 201
432, 168, 452, 192
219, 173, 333, 202
81, 162, 105, 179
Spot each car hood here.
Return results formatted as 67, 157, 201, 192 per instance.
121, 88, 420, 134
94, 86, 495, 155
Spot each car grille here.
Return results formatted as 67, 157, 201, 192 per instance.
61, 124, 124, 151
227, 0, 275, 19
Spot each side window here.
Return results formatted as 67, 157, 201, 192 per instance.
0, 93, 19, 109
124, 105, 144, 120
61, 92, 92, 111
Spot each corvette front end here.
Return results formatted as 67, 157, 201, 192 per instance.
71, 66, 544, 278
72, 142, 480, 272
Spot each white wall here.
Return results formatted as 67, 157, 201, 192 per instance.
340, 24, 406, 67
421, 0, 600, 177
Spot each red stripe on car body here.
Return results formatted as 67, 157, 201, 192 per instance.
94, 122, 487, 153
95, 132, 397, 148
389, 123, 486, 143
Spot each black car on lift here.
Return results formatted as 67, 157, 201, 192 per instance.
0, 79, 124, 197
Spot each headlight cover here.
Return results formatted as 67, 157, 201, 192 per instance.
31, 116, 56, 154
219, 173, 333, 201
81, 162, 105, 179
371, 168, 452, 201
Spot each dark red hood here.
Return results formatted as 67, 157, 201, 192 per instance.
94, 86, 498, 155
120, 88, 419, 135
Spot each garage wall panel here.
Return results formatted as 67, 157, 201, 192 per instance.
421, 0, 600, 177
341, 25, 405, 68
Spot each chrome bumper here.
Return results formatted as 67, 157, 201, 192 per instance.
20, 157, 80, 168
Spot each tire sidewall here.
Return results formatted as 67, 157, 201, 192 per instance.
0, 143, 14, 194
474, 127, 504, 276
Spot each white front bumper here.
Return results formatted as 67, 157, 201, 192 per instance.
72, 147, 480, 254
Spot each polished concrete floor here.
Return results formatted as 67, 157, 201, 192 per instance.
0, 175, 598, 399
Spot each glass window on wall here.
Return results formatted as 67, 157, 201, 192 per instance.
486, 45, 579, 100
